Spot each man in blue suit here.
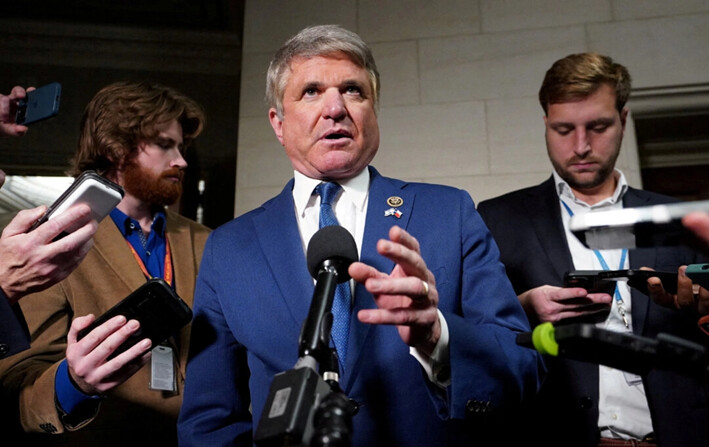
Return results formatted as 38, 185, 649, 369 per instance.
477, 53, 709, 447
178, 25, 543, 446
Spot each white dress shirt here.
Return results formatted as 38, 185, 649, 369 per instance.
554, 169, 654, 440
291, 168, 450, 387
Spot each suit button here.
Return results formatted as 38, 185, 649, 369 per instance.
0, 344, 8, 356
39, 423, 58, 433
466, 399, 492, 414
435, 365, 451, 383
579, 396, 593, 410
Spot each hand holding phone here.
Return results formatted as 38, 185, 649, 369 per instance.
1, 86, 31, 136
15, 82, 61, 125
28, 170, 124, 237
76, 279, 193, 360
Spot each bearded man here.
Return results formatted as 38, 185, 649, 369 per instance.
0, 82, 211, 447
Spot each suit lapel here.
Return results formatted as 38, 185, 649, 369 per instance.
253, 181, 315, 332
92, 219, 149, 291
343, 168, 413, 388
165, 212, 198, 375
166, 212, 197, 302
527, 177, 575, 280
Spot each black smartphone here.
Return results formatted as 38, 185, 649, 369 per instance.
563, 270, 617, 295
77, 279, 193, 359
28, 170, 124, 235
565, 269, 678, 295
569, 200, 709, 250
15, 82, 62, 125
599, 269, 678, 295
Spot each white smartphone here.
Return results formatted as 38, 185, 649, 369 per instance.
28, 170, 124, 235
569, 200, 709, 250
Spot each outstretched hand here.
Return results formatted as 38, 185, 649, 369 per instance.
348, 226, 440, 356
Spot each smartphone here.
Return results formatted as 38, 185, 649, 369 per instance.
565, 269, 678, 295
686, 263, 709, 290
569, 200, 709, 250
599, 269, 678, 295
563, 270, 617, 295
77, 278, 193, 359
28, 170, 124, 235
15, 82, 62, 125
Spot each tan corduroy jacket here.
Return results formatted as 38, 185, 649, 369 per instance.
0, 210, 210, 446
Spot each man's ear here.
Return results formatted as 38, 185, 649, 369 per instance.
268, 108, 285, 147
620, 107, 629, 129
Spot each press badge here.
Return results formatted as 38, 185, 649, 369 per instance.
149, 345, 176, 392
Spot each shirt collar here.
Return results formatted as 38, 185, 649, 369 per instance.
553, 168, 628, 208
292, 168, 370, 217
110, 208, 167, 237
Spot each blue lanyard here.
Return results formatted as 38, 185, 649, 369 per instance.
562, 201, 627, 305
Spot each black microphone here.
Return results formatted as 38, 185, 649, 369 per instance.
299, 226, 358, 361
254, 226, 358, 447
517, 322, 709, 378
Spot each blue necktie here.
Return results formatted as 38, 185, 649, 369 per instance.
315, 182, 351, 370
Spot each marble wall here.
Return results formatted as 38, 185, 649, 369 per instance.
234, 0, 709, 216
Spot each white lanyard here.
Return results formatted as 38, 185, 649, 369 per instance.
562, 201, 630, 328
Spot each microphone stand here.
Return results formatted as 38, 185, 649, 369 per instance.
255, 261, 356, 447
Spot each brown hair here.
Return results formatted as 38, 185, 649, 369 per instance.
538, 53, 631, 114
71, 81, 205, 177
266, 24, 380, 117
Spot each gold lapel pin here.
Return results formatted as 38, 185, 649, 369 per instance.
387, 196, 403, 207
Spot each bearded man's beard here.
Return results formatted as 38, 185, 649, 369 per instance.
122, 162, 185, 207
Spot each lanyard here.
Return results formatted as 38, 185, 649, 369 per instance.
125, 236, 173, 288
562, 200, 630, 327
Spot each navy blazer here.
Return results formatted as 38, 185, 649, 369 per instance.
0, 290, 29, 359
477, 176, 709, 447
178, 167, 544, 447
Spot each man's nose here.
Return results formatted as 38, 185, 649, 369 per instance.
322, 89, 346, 121
574, 128, 591, 156
171, 150, 188, 169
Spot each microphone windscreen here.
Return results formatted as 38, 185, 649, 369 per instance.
307, 226, 358, 280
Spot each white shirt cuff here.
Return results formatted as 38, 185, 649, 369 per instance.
410, 309, 451, 388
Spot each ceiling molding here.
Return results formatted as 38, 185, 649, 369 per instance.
0, 19, 242, 76
629, 83, 709, 117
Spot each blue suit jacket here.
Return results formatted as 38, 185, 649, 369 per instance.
179, 167, 544, 447
477, 176, 709, 447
